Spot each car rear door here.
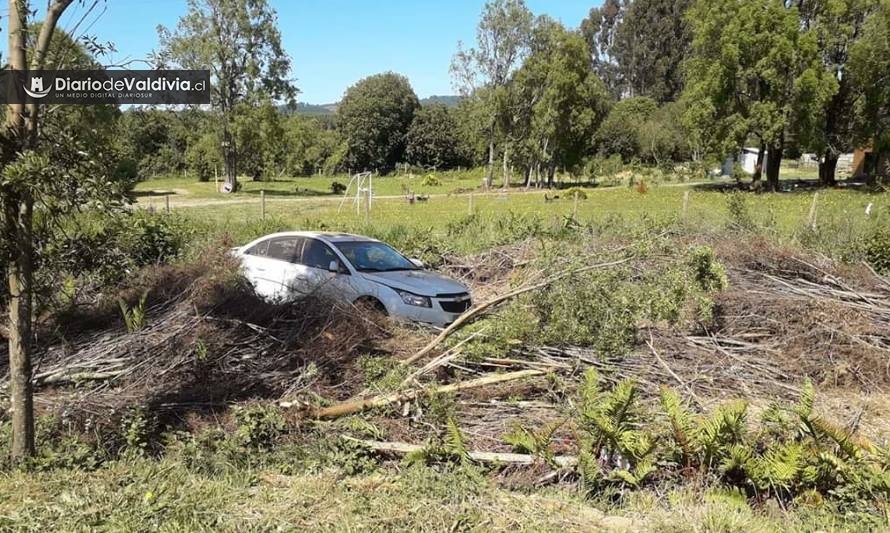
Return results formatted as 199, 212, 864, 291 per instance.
240, 237, 287, 300
263, 237, 306, 301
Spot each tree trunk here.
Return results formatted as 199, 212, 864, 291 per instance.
546, 163, 556, 188
752, 144, 765, 188
222, 122, 236, 192
818, 151, 838, 187
5, 0, 35, 460
3, 0, 72, 460
765, 141, 783, 192
502, 148, 509, 189
483, 117, 495, 190
5, 198, 35, 459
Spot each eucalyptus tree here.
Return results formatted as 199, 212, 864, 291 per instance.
157, 0, 296, 192
513, 18, 611, 186
581, 0, 626, 98
613, 0, 693, 102
451, 0, 532, 188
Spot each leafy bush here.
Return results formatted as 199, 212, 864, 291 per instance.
112, 157, 139, 186
862, 227, 890, 274
726, 192, 757, 231
234, 405, 286, 449
457, 246, 728, 358
120, 211, 190, 267
421, 173, 442, 187
562, 187, 588, 200
330, 181, 347, 194
688, 246, 728, 292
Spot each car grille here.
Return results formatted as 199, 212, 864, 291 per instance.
439, 295, 471, 313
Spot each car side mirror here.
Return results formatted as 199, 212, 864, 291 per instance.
328, 260, 341, 273
410, 258, 424, 268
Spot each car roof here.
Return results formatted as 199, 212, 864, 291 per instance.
252, 231, 380, 244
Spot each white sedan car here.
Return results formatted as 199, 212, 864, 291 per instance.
233, 231, 472, 327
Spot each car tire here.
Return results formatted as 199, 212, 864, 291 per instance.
354, 296, 388, 316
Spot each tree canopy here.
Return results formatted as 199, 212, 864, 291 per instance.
156, 0, 296, 189
406, 104, 468, 170
338, 72, 420, 173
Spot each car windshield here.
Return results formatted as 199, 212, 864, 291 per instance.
334, 241, 418, 272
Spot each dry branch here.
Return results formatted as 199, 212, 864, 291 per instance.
312, 369, 546, 419
647, 335, 703, 407
402, 257, 632, 365
343, 436, 578, 467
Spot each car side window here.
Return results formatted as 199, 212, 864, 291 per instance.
266, 237, 301, 262
301, 238, 339, 270
246, 239, 270, 256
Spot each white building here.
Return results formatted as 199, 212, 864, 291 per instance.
721, 147, 764, 176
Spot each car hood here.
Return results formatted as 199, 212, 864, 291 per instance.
360, 270, 468, 297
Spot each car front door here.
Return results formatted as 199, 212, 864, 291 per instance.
297, 238, 359, 302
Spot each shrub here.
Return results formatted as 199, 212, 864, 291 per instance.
330, 181, 347, 194
726, 192, 757, 232
862, 227, 890, 274
562, 187, 588, 200
421, 173, 442, 187
688, 246, 728, 292
234, 404, 286, 450
123, 212, 190, 267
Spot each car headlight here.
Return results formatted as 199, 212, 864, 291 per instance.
396, 289, 431, 308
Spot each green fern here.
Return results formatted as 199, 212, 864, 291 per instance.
698, 400, 748, 468
748, 442, 805, 494
504, 420, 563, 467
608, 455, 657, 488
444, 416, 469, 461
660, 387, 698, 465
119, 291, 148, 333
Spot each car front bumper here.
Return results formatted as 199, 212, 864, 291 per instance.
386, 294, 472, 327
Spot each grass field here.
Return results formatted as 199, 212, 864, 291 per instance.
160, 178, 887, 264
134, 169, 490, 202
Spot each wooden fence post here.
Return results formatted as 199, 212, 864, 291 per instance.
807, 192, 819, 230
573, 190, 579, 219
261, 190, 266, 220
165, 194, 170, 213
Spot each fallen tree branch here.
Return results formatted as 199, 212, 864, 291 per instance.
402, 257, 632, 365
343, 435, 578, 467
647, 334, 703, 407
312, 369, 546, 419
862, 260, 890, 292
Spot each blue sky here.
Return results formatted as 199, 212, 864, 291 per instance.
63, 0, 596, 104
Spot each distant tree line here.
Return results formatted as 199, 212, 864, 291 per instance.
110, 0, 890, 192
